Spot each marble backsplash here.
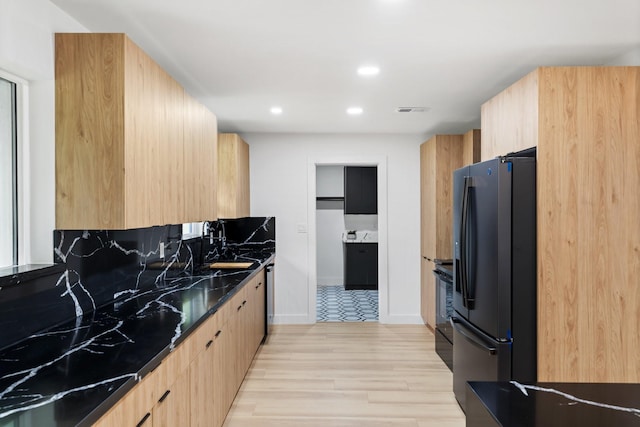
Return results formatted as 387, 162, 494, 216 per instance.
0, 217, 275, 351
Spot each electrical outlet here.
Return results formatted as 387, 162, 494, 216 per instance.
160, 242, 165, 259
296, 223, 307, 233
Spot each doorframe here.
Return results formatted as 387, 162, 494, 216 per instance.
307, 156, 389, 323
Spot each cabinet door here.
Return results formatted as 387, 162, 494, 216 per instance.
229, 286, 249, 390
213, 322, 236, 427
218, 133, 250, 219
344, 244, 378, 290
424, 259, 436, 328
420, 138, 437, 259
420, 258, 430, 325
153, 367, 190, 427
93, 374, 155, 427
189, 330, 216, 426
344, 167, 377, 214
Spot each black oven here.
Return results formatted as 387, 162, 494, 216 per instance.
434, 259, 454, 371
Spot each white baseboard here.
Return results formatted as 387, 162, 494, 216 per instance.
273, 314, 314, 325
273, 314, 424, 325
317, 276, 343, 286
379, 314, 424, 325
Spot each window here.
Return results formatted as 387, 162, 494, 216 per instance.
0, 77, 17, 268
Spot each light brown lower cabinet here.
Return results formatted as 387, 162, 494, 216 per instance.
93, 352, 190, 427
213, 321, 235, 427
94, 268, 266, 427
188, 311, 219, 427
153, 367, 191, 427
420, 258, 436, 328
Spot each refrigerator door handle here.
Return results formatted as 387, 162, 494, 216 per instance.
450, 317, 496, 355
460, 176, 471, 308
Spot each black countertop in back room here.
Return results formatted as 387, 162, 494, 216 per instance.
466, 381, 640, 427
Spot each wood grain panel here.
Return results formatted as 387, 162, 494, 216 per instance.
537, 66, 640, 382
461, 129, 481, 165
154, 366, 191, 427
422, 259, 436, 327
420, 258, 429, 324
182, 95, 199, 223
93, 370, 156, 427
218, 133, 250, 218
480, 70, 539, 161
56, 33, 217, 229
214, 321, 236, 427
435, 135, 464, 259
55, 33, 126, 229
420, 138, 436, 258
419, 142, 430, 257
236, 136, 250, 217
420, 135, 464, 328
123, 35, 158, 228
160, 71, 185, 224
203, 109, 218, 220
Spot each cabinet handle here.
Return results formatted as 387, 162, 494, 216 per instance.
158, 390, 171, 403
206, 339, 214, 349
242, 300, 247, 306
136, 413, 151, 427
158, 389, 171, 403
237, 305, 242, 311
215, 330, 222, 337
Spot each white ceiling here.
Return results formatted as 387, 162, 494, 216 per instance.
51, 0, 640, 136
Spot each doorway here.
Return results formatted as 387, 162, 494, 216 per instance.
307, 157, 389, 324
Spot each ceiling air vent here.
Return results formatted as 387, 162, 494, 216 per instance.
395, 107, 428, 113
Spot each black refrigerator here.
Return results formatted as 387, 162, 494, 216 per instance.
451, 148, 537, 411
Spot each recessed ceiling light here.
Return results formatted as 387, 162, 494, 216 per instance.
270, 106, 283, 115
357, 66, 380, 76
347, 107, 363, 115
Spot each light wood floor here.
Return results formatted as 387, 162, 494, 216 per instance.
223, 323, 465, 427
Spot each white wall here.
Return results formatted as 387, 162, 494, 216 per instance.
316, 165, 343, 197
246, 133, 423, 324
316, 166, 344, 286
606, 47, 640, 65
315, 208, 344, 286
1, 0, 87, 264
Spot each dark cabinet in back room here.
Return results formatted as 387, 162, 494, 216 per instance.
344, 166, 377, 214
344, 243, 378, 290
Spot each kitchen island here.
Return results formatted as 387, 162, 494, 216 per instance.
0, 252, 274, 427
466, 381, 640, 426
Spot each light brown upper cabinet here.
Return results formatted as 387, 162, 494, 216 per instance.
217, 133, 250, 219
462, 129, 481, 166
420, 135, 465, 262
55, 33, 217, 229
481, 66, 640, 383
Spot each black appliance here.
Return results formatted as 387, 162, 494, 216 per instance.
434, 259, 453, 371
451, 148, 537, 411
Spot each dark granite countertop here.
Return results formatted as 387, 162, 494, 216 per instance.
467, 381, 640, 426
0, 253, 274, 427
0, 264, 67, 287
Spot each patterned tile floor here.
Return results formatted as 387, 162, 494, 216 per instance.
316, 285, 379, 322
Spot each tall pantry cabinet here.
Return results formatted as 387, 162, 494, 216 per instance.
55, 33, 217, 229
481, 66, 640, 383
420, 131, 481, 328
